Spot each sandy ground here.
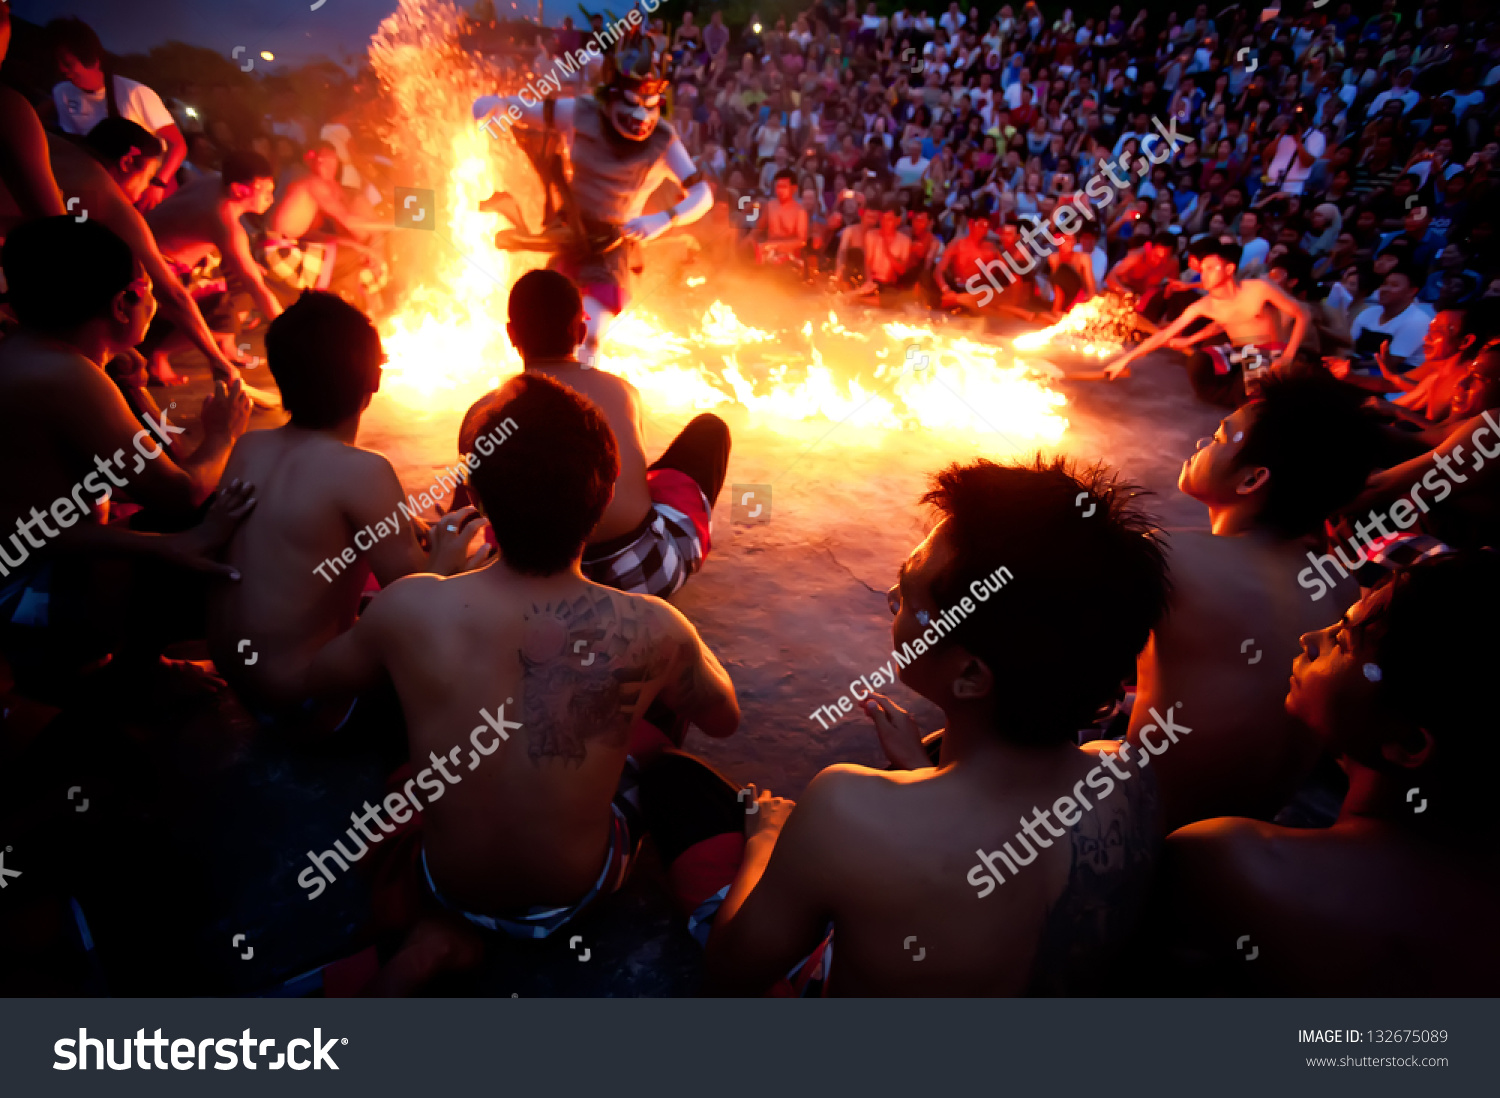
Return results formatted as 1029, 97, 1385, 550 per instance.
338, 320, 1223, 797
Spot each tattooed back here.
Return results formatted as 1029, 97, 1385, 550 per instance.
362, 562, 698, 916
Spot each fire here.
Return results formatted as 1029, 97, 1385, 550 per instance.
366, 0, 1068, 450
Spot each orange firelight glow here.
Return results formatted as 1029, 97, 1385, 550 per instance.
366, 0, 1080, 450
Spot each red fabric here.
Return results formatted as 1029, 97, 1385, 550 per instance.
668, 831, 746, 915
647, 467, 712, 556
321, 946, 380, 998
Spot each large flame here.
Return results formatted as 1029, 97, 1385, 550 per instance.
367, 0, 1070, 450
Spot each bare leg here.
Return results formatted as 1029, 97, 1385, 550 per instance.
579, 292, 615, 367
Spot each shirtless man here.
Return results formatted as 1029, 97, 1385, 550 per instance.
0, 217, 252, 687
299, 373, 739, 992
936, 211, 994, 309
754, 168, 809, 269
1115, 371, 1385, 832
704, 458, 1172, 995
143, 152, 282, 386
261, 140, 392, 310
0, 113, 252, 391
1164, 553, 1500, 994
1104, 239, 1310, 409
851, 203, 914, 303
501, 269, 730, 599
206, 292, 487, 731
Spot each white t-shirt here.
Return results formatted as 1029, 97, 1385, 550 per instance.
1350, 301, 1434, 368
52, 75, 175, 137
894, 155, 931, 188
1266, 128, 1327, 193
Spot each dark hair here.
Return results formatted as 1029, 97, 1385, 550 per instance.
2, 217, 134, 333
507, 268, 584, 358
1354, 552, 1500, 825
1151, 229, 1178, 249
265, 291, 383, 428
773, 167, 797, 184
1234, 370, 1384, 538
83, 117, 165, 164
1269, 248, 1313, 295
1386, 262, 1422, 290
464, 375, 619, 575
919, 457, 1171, 745
47, 17, 103, 67
1200, 237, 1243, 265
220, 150, 274, 189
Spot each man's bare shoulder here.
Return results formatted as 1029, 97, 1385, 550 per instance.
1168, 816, 1295, 897
794, 762, 927, 843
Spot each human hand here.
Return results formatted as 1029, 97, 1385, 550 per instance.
1324, 356, 1352, 380
740, 783, 796, 839
622, 211, 673, 242
162, 478, 256, 578
426, 505, 492, 575
137, 183, 167, 212
201, 378, 253, 441
863, 692, 929, 769
1374, 339, 1396, 378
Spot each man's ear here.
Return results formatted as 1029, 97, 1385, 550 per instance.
570, 313, 589, 348
505, 320, 518, 352
109, 289, 131, 325
950, 655, 994, 702
1380, 725, 1435, 770
1235, 464, 1270, 497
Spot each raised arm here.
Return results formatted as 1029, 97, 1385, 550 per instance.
473, 94, 576, 139
1254, 277, 1310, 365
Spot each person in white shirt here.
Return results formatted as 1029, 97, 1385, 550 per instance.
893, 141, 931, 188
1344, 266, 1434, 372
939, 3, 967, 36
1368, 69, 1421, 116
48, 18, 186, 212
1263, 109, 1327, 195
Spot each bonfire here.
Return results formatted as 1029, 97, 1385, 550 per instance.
365, 0, 1085, 451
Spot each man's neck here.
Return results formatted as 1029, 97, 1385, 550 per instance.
1380, 298, 1411, 323
939, 709, 1078, 772
1204, 499, 1272, 537
524, 354, 582, 370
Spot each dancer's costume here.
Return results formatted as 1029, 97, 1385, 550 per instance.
472, 33, 712, 354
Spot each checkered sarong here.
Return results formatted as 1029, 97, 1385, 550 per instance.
581, 493, 707, 598
1351, 532, 1453, 589
260, 236, 389, 295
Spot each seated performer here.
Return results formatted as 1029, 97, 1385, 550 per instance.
1163, 553, 1500, 994
702, 457, 1173, 995
143, 151, 283, 386
1116, 371, 1385, 832
260, 140, 393, 312
473, 32, 712, 361
0, 217, 253, 690
206, 292, 487, 732
1104, 240, 1310, 408
484, 269, 729, 599
935, 211, 996, 311
299, 373, 739, 994
754, 167, 809, 272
